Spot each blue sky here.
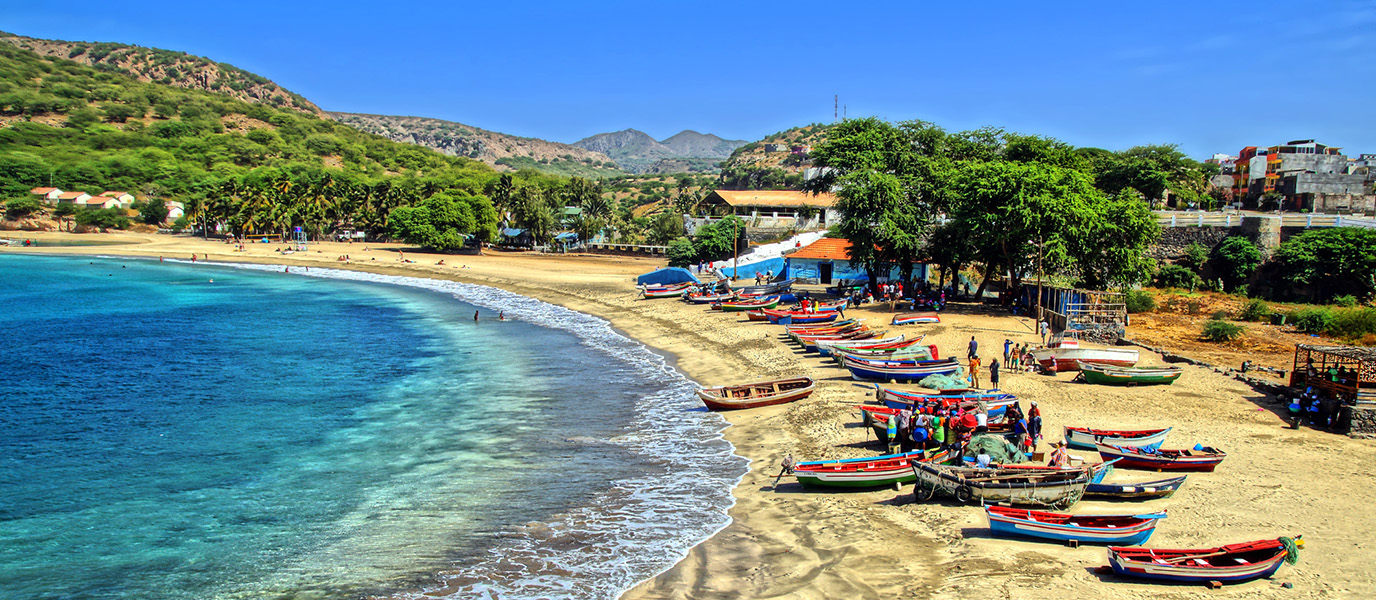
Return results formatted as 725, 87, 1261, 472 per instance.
5, 1, 1374, 158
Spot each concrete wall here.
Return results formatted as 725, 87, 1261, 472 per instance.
1282, 172, 1370, 196
786, 258, 921, 285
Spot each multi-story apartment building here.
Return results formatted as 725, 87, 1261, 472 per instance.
1230, 141, 1373, 211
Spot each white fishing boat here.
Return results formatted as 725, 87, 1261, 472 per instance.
1031, 338, 1138, 372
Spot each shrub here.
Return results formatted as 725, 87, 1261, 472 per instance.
1331, 308, 1376, 340
1124, 290, 1156, 313
1237, 299, 1271, 322
666, 238, 695, 267
1212, 236, 1262, 288
1211, 310, 1229, 320
1291, 307, 1336, 334
1155, 264, 1202, 289
1202, 320, 1244, 342
1182, 242, 1209, 273
4, 197, 42, 220
1334, 295, 1359, 308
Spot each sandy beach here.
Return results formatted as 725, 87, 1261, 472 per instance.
6, 231, 1372, 600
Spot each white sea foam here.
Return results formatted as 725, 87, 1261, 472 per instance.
199, 261, 749, 600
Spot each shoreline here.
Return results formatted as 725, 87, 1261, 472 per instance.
8, 232, 1376, 599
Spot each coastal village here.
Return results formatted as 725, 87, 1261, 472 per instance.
5, 14, 1376, 600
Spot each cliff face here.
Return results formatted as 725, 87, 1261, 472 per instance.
573, 129, 746, 174
0, 33, 322, 115
328, 112, 623, 177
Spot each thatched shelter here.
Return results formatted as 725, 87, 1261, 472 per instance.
1291, 344, 1376, 404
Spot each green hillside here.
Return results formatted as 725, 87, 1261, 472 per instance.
0, 41, 527, 242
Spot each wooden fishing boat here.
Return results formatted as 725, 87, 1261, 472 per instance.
715, 297, 779, 311
791, 449, 951, 488
1084, 475, 1187, 500
829, 346, 934, 364
1031, 339, 1139, 371
819, 336, 923, 355
1095, 443, 1226, 472
892, 312, 941, 325
1107, 536, 1301, 584
697, 377, 816, 411
736, 278, 795, 296
842, 356, 961, 381
1080, 363, 1183, 386
985, 506, 1166, 545
797, 331, 884, 352
787, 324, 868, 343
765, 310, 838, 325
642, 284, 692, 299
816, 335, 908, 356
873, 384, 988, 400
784, 319, 861, 334
685, 292, 736, 304
1064, 426, 1171, 451
912, 462, 1090, 508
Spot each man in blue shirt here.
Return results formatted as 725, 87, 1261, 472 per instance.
968, 336, 978, 359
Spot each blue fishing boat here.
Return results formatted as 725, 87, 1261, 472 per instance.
841, 356, 960, 381
986, 506, 1166, 545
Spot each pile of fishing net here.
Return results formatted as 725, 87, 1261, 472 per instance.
967, 433, 1026, 464
919, 371, 967, 390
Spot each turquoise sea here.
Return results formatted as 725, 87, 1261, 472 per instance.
0, 254, 746, 600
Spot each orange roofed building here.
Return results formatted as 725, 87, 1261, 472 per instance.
784, 237, 922, 285
689, 189, 839, 235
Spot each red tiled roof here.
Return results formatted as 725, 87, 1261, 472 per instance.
58, 191, 89, 199
100, 191, 130, 197
790, 238, 854, 261
31, 187, 60, 194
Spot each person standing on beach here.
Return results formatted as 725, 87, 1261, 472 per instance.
968, 355, 981, 388
1028, 402, 1043, 450
1038, 319, 1050, 345
967, 336, 978, 359
1003, 338, 1012, 363
989, 359, 1000, 389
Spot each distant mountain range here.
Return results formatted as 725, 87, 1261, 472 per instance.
0, 29, 748, 178
328, 113, 623, 179
572, 129, 747, 174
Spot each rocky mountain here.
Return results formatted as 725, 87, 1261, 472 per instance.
718, 123, 834, 190
0, 31, 322, 115
329, 113, 623, 178
572, 128, 747, 174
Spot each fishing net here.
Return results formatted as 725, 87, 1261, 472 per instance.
1280, 537, 1301, 565
919, 371, 967, 390
967, 433, 1026, 464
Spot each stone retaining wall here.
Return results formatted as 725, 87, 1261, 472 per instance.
1147, 226, 1235, 259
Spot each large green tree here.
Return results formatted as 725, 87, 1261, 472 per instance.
1273, 228, 1376, 301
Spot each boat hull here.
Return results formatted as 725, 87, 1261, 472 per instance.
842, 356, 961, 381
892, 312, 940, 325
698, 377, 816, 410
1084, 475, 1187, 500
1080, 364, 1183, 385
1107, 538, 1294, 584
1064, 426, 1171, 451
1095, 443, 1226, 472
986, 507, 1164, 545
913, 463, 1088, 508
792, 450, 950, 488
1032, 346, 1139, 371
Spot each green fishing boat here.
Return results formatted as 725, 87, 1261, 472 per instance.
1080, 363, 1183, 386
716, 297, 779, 311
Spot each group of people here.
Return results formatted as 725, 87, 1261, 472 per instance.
1290, 386, 1342, 430
886, 399, 1045, 462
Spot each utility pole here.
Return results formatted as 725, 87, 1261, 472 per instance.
1035, 235, 1044, 328
834, 95, 838, 123
732, 216, 739, 281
